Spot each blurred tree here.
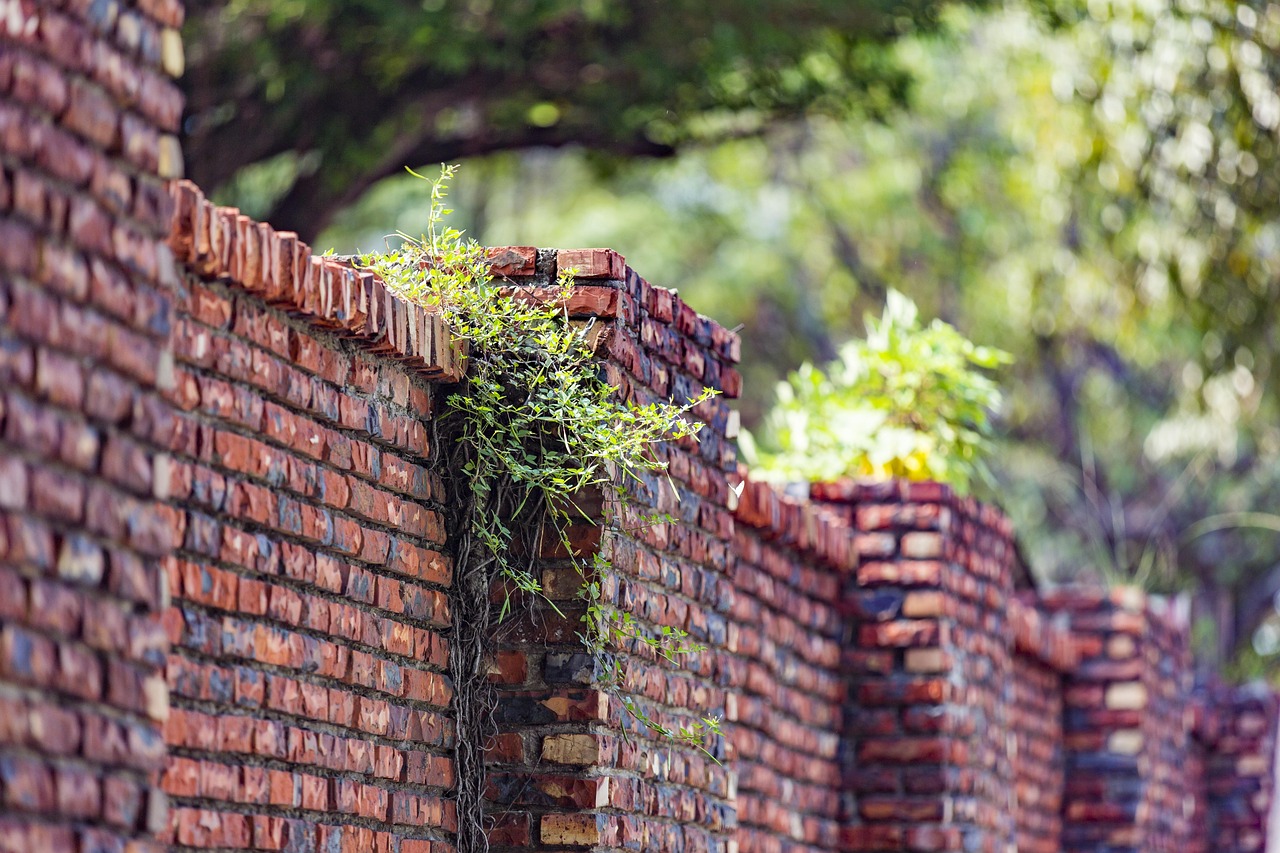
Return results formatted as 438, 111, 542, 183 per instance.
182, 0, 953, 240
320, 0, 1280, 675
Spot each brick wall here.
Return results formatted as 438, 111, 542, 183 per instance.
1049, 589, 1186, 852
809, 480, 1025, 853
0, 2, 184, 851
1011, 653, 1064, 852
731, 477, 854, 853
1009, 595, 1074, 853
158, 181, 461, 851
1138, 598, 1199, 851
2, 8, 1279, 850
1200, 685, 1279, 851
1040, 589, 1280, 853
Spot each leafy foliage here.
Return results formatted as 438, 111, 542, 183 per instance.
356, 167, 723, 813
361, 166, 701, 591
742, 290, 1009, 493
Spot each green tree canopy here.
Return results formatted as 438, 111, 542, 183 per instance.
320, 0, 1280, 675
184, 0, 954, 240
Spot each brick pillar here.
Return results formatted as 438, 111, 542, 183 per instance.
1048, 588, 1198, 853
0, 1, 186, 850
730, 475, 856, 853
1008, 594, 1074, 853
1050, 588, 1146, 852
486, 250, 743, 852
1138, 597, 1198, 850
812, 481, 1019, 853
1200, 684, 1280, 852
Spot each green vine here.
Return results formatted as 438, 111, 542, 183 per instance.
358, 166, 722, 850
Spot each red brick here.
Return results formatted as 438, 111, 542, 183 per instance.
26, 703, 80, 756
0, 457, 29, 509
27, 580, 83, 635
0, 756, 55, 812
859, 619, 942, 649
11, 169, 48, 227
859, 796, 944, 822
161, 758, 199, 798
102, 774, 143, 829
488, 651, 527, 684
557, 248, 625, 280
63, 79, 118, 147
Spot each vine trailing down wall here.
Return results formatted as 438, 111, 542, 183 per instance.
1, 8, 1280, 851
354, 165, 721, 853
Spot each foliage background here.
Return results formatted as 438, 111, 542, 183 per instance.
198, 0, 1280, 677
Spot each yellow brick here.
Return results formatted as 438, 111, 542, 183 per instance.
541, 734, 600, 766
902, 591, 945, 618
904, 648, 950, 673
158, 135, 184, 179
1106, 635, 1136, 659
144, 675, 169, 722
1108, 729, 1143, 755
1104, 682, 1147, 710
161, 28, 185, 77
541, 814, 601, 846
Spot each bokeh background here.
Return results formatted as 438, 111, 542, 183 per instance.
186, 0, 1280, 677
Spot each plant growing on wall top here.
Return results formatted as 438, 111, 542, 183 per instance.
741, 289, 1011, 493
357, 165, 720, 851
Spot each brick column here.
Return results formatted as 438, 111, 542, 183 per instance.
730, 475, 856, 853
812, 481, 1019, 853
1047, 588, 1198, 853
1049, 589, 1145, 851
486, 251, 743, 852
1200, 684, 1280, 852
1008, 593, 1075, 853
0, 1, 187, 850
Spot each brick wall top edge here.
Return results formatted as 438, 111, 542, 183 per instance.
811, 477, 1047, 593
1010, 594, 1079, 671
167, 179, 465, 383
134, 0, 186, 28
812, 477, 955, 507
1041, 584, 1190, 629
57, 0, 184, 34
343, 245, 744, 368
550, 248, 742, 365
809, 477, 1019, 534
171, 210, 746, 385
733, 475, 857, 571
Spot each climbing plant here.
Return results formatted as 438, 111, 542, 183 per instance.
742, 289, 1010, 493
357, 166, 720, 851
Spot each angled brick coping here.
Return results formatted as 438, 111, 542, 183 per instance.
167, 180, 467, 383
